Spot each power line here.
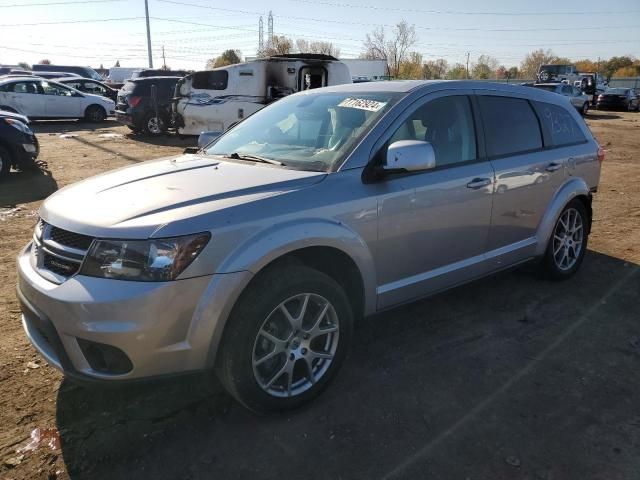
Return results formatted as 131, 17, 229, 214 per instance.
0, 0, 122, 6
0, 17, 143, 27
285, 0, 640, 16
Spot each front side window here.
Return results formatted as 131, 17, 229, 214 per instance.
41, 82, 73, 96
83, 82, 106, 95
388, 95, 477, 168
478, 96, 543, 157
192, 71, 228, 90
533, 101, 587, 147
206, 91, 399, 171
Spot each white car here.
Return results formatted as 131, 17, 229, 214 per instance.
0, 77, 115, 121
531, 83, 591, 116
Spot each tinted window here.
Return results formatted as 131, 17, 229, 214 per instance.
192, 71, 228, 90
533, 101, 586, 147
41, 82, 73, 96
561, 85, 573, 95
478, 96, 543, 157
389, 95, 477, 167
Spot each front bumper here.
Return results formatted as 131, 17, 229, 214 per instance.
17, 243, 251, 382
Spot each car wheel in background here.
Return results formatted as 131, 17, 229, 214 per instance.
84, 105, 106, 122
216, 263, 353, 413
0, 146, 12, 179
542, 199, 589, 280
143, 114, 166, 136
539, 70, 550, 82
581, 102, 589, 116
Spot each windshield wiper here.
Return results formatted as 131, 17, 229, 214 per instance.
225, 152, 285, 166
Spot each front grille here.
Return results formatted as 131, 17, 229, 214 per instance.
50, 226, 94, 250
43, 254, 81, 277
33, 220, 95, 283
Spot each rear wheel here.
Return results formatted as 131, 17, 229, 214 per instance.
541, 199, 589, 280
143, 113, 166, 136
216, 264, 353, 413
84, 105, 106, 122
0, 146, 11, 179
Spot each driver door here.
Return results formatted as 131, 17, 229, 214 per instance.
40, 81, 83, 118
372, 92, 494, 309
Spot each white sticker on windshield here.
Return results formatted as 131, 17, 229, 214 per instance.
338, 98, 387, 112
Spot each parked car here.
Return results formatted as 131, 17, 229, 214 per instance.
17, 81, 602, 413
32, 64, 103, 81
115, 76, 179, 135
55, 78, 118, 102
530, 83, 591, 115
0, 77, 115, 121
0, 109, 39, 178
34, 72, 82, 80
132, 68, 189, 79
596, 88, 640, 111
173, 54, 351, 136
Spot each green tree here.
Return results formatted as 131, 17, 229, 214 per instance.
604, 56, 635, 81
17, 62, 30, 70
472, 54, 499, 79
447, 63, 467, 79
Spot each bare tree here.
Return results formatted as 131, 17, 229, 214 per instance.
362, 20, 417, 78
295, 39, 341, 57
471, 54, 499, 79
519, 49, 563, 79
39, 59, 51, 65
260, 35, 294, 57
422, 58, 448, 79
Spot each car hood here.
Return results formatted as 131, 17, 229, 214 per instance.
0, 109, 29, 123
40, 154, 326, 238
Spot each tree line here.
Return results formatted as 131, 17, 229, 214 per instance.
206, 20, 639, 81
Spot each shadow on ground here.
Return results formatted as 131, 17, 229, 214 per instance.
586, 112, 622, 121
30, 119, 122, 134
124, 131, 196, 148
0, 162, 58, 207
56, 251, 640, 479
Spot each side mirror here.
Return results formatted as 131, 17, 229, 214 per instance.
384, 140, 436, 173
197, 131, 222, 149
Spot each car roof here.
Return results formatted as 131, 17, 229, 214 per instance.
130, 76, 180, 82
0, 76, 40, 83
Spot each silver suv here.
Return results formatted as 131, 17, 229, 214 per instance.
17, 81, 602, 412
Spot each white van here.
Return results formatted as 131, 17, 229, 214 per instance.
173, 54, 351, 136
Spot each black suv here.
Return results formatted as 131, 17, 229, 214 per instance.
115, 77, 179, 135
0, 109, 39, 179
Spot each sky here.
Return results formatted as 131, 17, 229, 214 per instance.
0, 0, 638, 72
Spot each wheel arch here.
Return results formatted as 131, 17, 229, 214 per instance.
535, 177, 592, 256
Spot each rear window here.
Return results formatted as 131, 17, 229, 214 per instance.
533, 101, 587, 147
192, 71, 228, 90
478, 96, 543, 157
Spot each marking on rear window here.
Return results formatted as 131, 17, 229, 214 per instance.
338, 98, 386, 112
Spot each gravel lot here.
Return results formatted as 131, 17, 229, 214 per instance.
1, 112, 639, 480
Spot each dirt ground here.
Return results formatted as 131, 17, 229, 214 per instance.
0, 112, 639, 480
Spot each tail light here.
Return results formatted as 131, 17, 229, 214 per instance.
127, 95, 142, 107
597, 146, 605, 163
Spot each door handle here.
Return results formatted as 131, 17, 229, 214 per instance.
466, 178, 492, 189
546, 162, 563, 172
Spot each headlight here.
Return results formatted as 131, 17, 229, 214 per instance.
80, 233, 210, 281
3, 118, 32, 134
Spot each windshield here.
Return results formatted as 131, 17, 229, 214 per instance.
205, 91, 399, 171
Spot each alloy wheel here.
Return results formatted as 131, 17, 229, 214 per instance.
552, 208, 584, 271
252, 293, 340, 398
147, 117, 163, 134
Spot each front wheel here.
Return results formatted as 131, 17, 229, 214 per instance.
581, 102, 589, 116
84, 105, 106, 122
216, 264, 353, 413
541, 199, 589, 280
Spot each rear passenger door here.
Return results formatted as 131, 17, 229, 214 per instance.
3, 81, 46, 117
475, 93, 566, 264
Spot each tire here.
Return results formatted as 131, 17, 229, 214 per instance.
216, 263, 353, 413
538, 70, 550, 82
541, 199, 589, 280
84, 105, 106, 122
126, 125, 142, 134
143, 113, 166, 136
0, 145, 11, 179
581, 102, 589, 116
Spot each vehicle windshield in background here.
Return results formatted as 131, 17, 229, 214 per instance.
533, 85, 558, 92
205, 91, 399, 171
605, 88, 628, 95
539, 65, 569, 75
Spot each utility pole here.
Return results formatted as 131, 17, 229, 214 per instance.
465, 52, 470, 79
144, 0, 153, 68
162, 45, 166, 69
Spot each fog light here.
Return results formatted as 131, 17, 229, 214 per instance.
77, 339, 133, 374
